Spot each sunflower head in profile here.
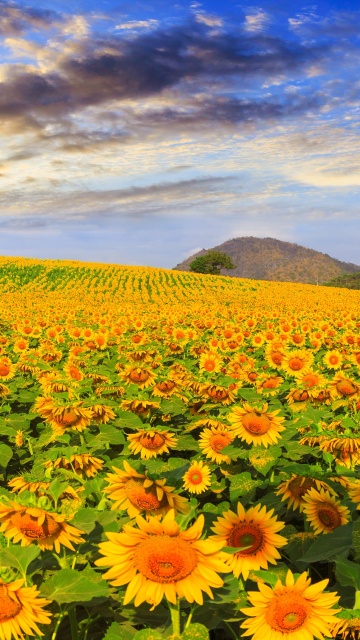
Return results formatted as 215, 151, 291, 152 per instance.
0, 578, 52, 639
228, 402, 285, 448
211, 502, 286, 579
302, 487, 350, 534
44, 453, 104, 478
200, 382, 239, 405
198, 425, 234, 464
0, 500, 85, 553
182, 460, 212, 494
276, 475, 335, 512
241, 570, 340, 640
127, 429, 178, 459
103, 461, 189, 518
320, 436, 360, 468
96, 510, 231, 609
331, 613, 360, 640
120, 399, 160, 417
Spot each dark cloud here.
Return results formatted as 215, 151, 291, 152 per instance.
0, 1, 58, 35
0, 19, 329, 131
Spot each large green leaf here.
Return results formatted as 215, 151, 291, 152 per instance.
161, 398, 187, 415
301, 523, 353, 562
102, 622, 137, 640
40, 566, 109, 604
0, 544, 40, 575
248, 446, 281, 475
336, 559, 360, 590
133, 630, 163, 640
229, 472, 259, 502
0, 443, 12, 469
182, 623, 209, 639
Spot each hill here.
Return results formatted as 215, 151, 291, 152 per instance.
173, 237, 360, 284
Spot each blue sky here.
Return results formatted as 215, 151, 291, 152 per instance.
0, 0, 359, 267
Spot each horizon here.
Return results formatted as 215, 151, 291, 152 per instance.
0, 0, 359, 267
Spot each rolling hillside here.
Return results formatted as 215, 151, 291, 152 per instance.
173, 237, 360, 284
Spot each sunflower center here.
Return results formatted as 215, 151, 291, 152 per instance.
242, 413, 271, 435
157, 381, 176, 392
302, 374, 319, 387
329, 355, 339, 365
0, 585, 22, 621
262, 378, 279, 389
288, 358, 305, 371
10, 512, 61, 539
204, 361, 215, 372
288, 477, 315, 498
266, 594, 309, 632
124, 480, 164, 511
57, 409, 80, 426
227, 524, 263, 555
0, 364, 10, 376
139, 433, 166, 450
209, 432, 232, 452
129, 369, 150, 383
188, 472, 202, 485
135, 535, 198, 583
317, 504, 342, 529
336, 380, 357, 396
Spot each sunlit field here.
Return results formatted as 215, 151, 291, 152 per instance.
0, 256, 360, 640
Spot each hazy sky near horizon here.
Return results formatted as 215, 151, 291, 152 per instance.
0, 0, 359, 267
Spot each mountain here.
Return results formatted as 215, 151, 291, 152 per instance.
173, 237, 360, 285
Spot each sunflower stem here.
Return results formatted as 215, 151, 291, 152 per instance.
69, 607, 79, 640
354, 591, 360, 609
169, 599, 181, 637
51, 607, 66, 640
223, 620, 238, 640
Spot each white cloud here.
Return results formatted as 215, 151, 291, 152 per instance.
195, 13, 223, 27
244, 9, 269, 33
115, 20, 158, 30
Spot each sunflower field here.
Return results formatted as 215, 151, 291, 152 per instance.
1, 256, 360, 640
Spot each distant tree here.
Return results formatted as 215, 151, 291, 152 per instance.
189, 251, 236, 275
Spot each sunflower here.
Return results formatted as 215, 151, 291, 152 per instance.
0, 358, 16, 381
332, 615, 360, 640
264, 344, 285, 369
302, 488, 350, 534
120, 399, 160, 417
329, 372, 360, 401
241, 570, 340, 640
198, 425, 234, 464
323, 349, 343, 370
276, 476, 335, 512
281, 350, 313, 378
104, 461, 189, 518
298, 370, 327, 390
199, 351, 223, 374
8, 477, 50, 495
44, 454, 104, 478
0, 383, 10, 397
0, 578, 52, 640
211, 503, 286, 579
0, 502, 85, 552
183, 460, 211, 494
200, 383, 238, 405
90, 404, 116, 424
33, 397, 93, 434
256, 375, 284, 397
121, 364, 157, 389
127, 429, 178, 459
152, 379, 183, 398
319, 437, 360, 468
96, 510, 230, 609
228, 403, 285, 448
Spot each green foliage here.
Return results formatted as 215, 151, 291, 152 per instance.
189, 251, 236, 275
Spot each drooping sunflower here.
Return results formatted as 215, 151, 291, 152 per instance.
329, 372, 360, 401
89, 403, 116, 424
210, 503, 286, 580
127, 429, 178, 459
256, 374, 284, 397
302, 488, 350, 534
183, 460, 212, 494
319, 437, 360, 468
276, 475, 335, 512
241, 570, 340, 640
200, 382, 238, 405
198, 425, 234, 464
228, 403, 285, 448
120, 364, 157, 389
104, 461, 189, 518
44, 453, 104, 477
331, 615, 360, 640
96, 510, 230, 608
33, 397, 93, 434
120, 399, 160, 417
152, 378, 184, 399
0, 578, 52, 640
0, 502, 85, 552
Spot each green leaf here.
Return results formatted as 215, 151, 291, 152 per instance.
113, 411, 144, 429
176, 435, 199, 451
182, 623, 209, 639
40, 567, 109, 604
301, 523, 353, 562
161, 398, 187, 415
133, 630, 163, 640
102, 623, 137, 640
336, 559, 360, 590
229, 472, 259, 502
248, 446, 281, 475
96, 424, 125, 445
0, 443, 12, 469
0, 544, 40, 575
250, 570, 280, 587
